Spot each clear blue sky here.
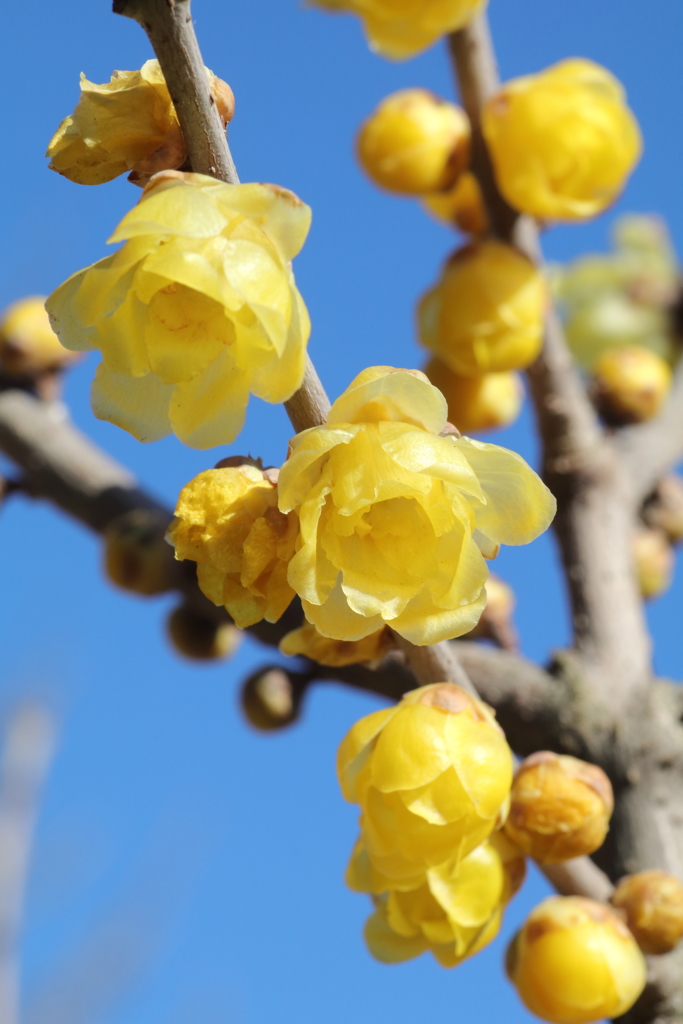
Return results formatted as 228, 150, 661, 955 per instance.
2, 1, 683, 1021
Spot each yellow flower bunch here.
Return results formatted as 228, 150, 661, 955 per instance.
278, 367, 554, 645
47, 59, 234, 186
311, 0, 488, 60
483, 59, 642, 222
46, 172, 311, 448
338, 683, 514, 881
169, 463, 297, 628
418, 241, 546, 377
279, 621, 391, 667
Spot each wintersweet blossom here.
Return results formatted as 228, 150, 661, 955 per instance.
46, 172, 311, 448
280, 621, 391, 667
277, 366, 554, 644
47, 60, 234, 186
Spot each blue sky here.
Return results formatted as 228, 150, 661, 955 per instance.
2, 1, 683, 1021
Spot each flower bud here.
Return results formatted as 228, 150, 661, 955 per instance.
0, 297, 79, 376
507, 896, 647, 1023
632, 527, 674, 601
280, 620, 392, 667
240, 668, 300, 731
466, 573, 518, 650
104, 510, 172, 596
357, 90, 470, 196
422, 171, 488, 235
425, 358, 523, 434
167, 604, 241, 661
419, 241, 545, 376
483, 59, 641, 221
611, 870, 683, 954
592, 346, 671, 425
643, 475, 683, 544
504, 752, 613, 863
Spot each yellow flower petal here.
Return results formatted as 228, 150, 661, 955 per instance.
91, 362, 172, 442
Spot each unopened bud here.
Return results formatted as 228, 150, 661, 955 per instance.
504, 751, 613, 863
0, 297, 79, 377
357, 89, 470, 196
424, 358, 523, 435
632, 527, 674, 600
167, 604, 241, 661
422, 170, 488, 235
506, 896, 646, 1023
642, 475, 683, 544
104, 510, 172, 596
612, 870, 683, 955
241, 668, 300, 731
592, 345, 671, 425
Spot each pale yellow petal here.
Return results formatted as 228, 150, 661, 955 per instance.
169, 346, 250, 449
91, 362, 172, 442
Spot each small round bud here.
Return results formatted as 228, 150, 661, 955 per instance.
357, 89, 470, 196
642, 475, 683, 545
422, 171, 488, 235
104, 510, 172, 596
167, 604, 241, 661
507, 896, 647, 1023
425, 358, 524, 434
241, 668, 300, 731
612, 870, 683, 954
504, 752, 613, 864
592, 346, 671, 425
466, 573, 518, 650
0, 297, 79, 376
632, 527, 674, 601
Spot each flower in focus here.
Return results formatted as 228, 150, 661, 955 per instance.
418, 242, 546, 377
0, 297, 79, 375
507, 896, 647, 1023
280, 620, 392, 667
504, 752, 613, 863
611, 870, 683, 955
311, 0, 488, 60
46, 173, 311, 448
422, 171, 488, 234
47, 59, 235, 186
169, 463, 297, 628
357, 89, 470, 195
592, 346, 671, 425
337, 683, 514, 881
278, 367, 555, 645
482, 59, 641, 222
424, 357, 524, 434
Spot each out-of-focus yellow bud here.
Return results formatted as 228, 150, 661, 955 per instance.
466, 573, 518, 650
422, 171, 488, 234
643, 475, 683, 545
337, 683, 513, 882
592, 346, 671, 425
280, 620, 392, 667
241, 667, 299, 731
169, 464, 297, 629
424, 358, 524, 434
310, 0, 487, 61
612, 870, 683, 955
507, 896, 646, 1023
47, 60, 234, 187
632, 527, 674, 601
504, 752, 613, 864
104, 509, 172, 596
482, 59, 641, 222
357, 90, 470, 196
278, 367, 555, 645
167, 604, 241, 661
0, 297, 80, 376
418, 242, 546, 376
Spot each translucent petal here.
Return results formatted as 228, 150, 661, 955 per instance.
364, 907, 427, 964
370, 705, 452, 794
109, 183, 228, 242
45, 266, 97, 353
337, 707, 397, 804
390, 586, 487, 645
169, 346, 250, 449
211, 181, 312, 263
144, 284, 234, 384
91, 362, 172, 442
328, 366, 447, 433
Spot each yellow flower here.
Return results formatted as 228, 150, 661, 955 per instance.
46, 172, 311, 448
168, 463, 297, 628
280, 621, 392, 667
482, 59, 642, 221
418, 242, 546, 377
424, 358, 524, 433
337, 683, 513, 881
357, 89, 470, 195
592, 346, 671, 425
311, 0, 487, 60
47, 59, 234, 186
611, 870, 683, 955
507, 896, 647, 1023
0, 297, 79, 375
278, 366, 555, 644
422, 170, 488, 234
632, 527, 674, 601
